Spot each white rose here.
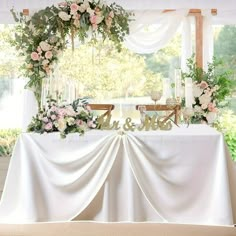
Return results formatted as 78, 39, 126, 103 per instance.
39, 41, 51, 51
206, 112, 217, 124
42, 59, 49, 66
194, 105, 202, 113
86, 7, 94, 16
58, 11, 71, 21
193, 84, 203, 98
57, 118, 67, 132
199, 94, 211, 106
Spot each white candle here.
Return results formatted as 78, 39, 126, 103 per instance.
185, 77, 193, 108
175, 69, 182, 98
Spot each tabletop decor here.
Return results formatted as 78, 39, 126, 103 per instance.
27, 97, 96, 138
182, 56, 235, 124
11, 0, 132, 109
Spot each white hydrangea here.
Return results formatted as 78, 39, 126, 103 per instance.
206, 112, 217, 124
199, 93, 211, 105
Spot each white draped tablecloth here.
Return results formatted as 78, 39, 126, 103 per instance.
0, 125, 235, 225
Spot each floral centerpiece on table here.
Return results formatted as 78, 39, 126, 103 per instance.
27, 98, 96, 138
11, 0, 132, 108
182, 56, 236, 124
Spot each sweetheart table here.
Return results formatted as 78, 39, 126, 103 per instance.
0, 125, 235, 225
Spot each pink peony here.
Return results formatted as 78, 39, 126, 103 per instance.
70, 3, 79, 13
200, 81, 208, 89
44, 122, 53, 131
31, 52, 39, 61
45, 51, 53, 59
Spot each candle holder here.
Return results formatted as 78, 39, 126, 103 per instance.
182, 107, 194, 127
150, 91, 162, 111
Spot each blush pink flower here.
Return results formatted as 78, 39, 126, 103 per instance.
76, 119, 83, 126
200, 81, 208, 89
208, 102, 215, 112
70, 3, 79, 13
44, 122, 53, 131
86, 105, 91, 111
37, 46, 42, 53
45, 51, 53, 59
90, 15, 97, 24
31, 52, 39, 61
87, 120, 96, 128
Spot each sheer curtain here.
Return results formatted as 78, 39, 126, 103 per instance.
125, 9, 188, 54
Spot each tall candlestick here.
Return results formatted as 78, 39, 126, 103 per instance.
185, 77, 193, 108
175, 69, 182, 99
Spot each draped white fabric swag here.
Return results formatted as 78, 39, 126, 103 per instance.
0, 127, 235, 225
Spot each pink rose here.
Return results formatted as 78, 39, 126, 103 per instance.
45, 122, 53, 131
76, 119, 83, 126
70, 3, 79, 13
200, 81, 208, 89
45, 51, 53, 59
31, 52, 39, 61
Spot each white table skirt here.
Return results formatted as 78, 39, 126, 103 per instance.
0, 125, 235, 225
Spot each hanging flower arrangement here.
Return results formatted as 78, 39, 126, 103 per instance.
11, 0, 132, 108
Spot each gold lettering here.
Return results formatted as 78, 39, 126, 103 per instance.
123, 117, 135, 131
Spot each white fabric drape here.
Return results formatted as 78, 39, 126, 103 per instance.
202, 10, 214, 71
125, 9, 188, 54
181, 16, 193, 72
0, 126, 235, 225
22, 89, 38, 132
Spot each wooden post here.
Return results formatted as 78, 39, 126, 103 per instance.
195, 13, 203, 68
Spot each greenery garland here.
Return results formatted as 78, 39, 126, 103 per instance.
11, 0, 132, 108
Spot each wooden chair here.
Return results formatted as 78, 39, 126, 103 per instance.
89, 104, 115, 118
136, 104, 181, 124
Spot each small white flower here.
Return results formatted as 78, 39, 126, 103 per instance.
58, 11, 71, 21
67, 117, 75, 126
194, 105, 202, 113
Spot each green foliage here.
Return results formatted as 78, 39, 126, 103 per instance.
215, 110, 236, 161
0, 129, 21, 157
214, 25, 236, 79
10, 0, 132, 107
183, 55, 236, 107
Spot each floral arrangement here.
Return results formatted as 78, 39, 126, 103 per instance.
11, 0, 132, 108
182, 56, 235, 124
192, 81, 219, 124
27, 98, 96, 138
